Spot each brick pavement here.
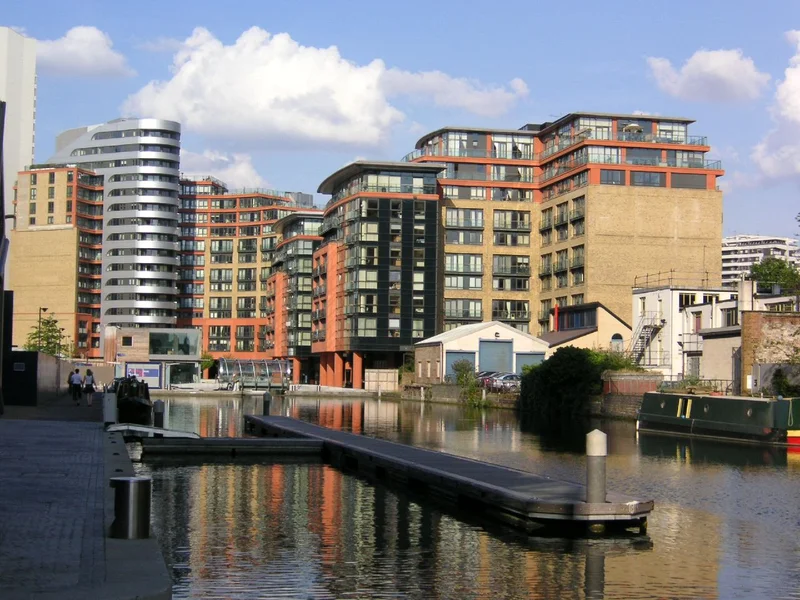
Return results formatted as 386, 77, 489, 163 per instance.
0, 392, 172, 599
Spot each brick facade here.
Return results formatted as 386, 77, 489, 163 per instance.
740, 311, 800, 393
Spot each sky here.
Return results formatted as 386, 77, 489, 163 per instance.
4, 0, 800, 237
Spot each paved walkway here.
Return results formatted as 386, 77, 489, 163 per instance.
0, 393, 172, 599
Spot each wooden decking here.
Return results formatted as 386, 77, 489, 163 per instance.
244, 415, 653, 533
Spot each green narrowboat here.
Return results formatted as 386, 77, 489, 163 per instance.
637, 392, 800, 447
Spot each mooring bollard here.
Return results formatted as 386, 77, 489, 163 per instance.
263, 391, 272, 415
586, 429, 607, 504
153, 400, 165, 429
103, 386, 118, 426
109, 476, 152, 539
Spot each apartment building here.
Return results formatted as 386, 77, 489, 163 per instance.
405, 113, 724, 336
263, 210, 323, 382
405, 128, 537, 333
8, 165, 104, 356
0, 27, 36, 222
311, 161, 443, 388
721, 235, 799, 287
176, 177, 316, 361
47, 118, 182, 330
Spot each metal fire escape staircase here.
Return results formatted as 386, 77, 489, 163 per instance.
629, 312, 664, 365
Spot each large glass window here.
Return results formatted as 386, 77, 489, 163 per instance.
149, 331, 200, 357
631, 172, 666, 187
600, 169, 625, 185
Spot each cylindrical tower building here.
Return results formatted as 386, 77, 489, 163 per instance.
48, 118, 181, 329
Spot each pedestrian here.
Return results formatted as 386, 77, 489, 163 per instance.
83, 368, 96, 407
69, 369, 83, 406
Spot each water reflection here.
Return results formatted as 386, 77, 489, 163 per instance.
144, 395, 800, 599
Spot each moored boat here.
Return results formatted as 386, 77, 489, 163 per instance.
637, 392, 800, 446
108, 376, 153, 425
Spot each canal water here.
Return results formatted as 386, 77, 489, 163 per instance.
135, 395, 800, 599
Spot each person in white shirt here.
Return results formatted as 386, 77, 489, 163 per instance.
69, 369, 83, 406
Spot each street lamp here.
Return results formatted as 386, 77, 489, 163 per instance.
38, 307, 48, 351
58, 328, 65, 357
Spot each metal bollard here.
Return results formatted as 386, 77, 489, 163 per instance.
263, 391, 272, 415
103, 386, 118, 426
586, 429, 607, 504
153, 400, 165, 429
109, 476, 152, 539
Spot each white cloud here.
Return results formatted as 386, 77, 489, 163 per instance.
37, 26, 135, 77
753, 31, 800, 180
647, 49, 769, 102
180, 149, 267, 189
632, 110, 659, 116
10, 26, 27, 36
123, 27, 528, 148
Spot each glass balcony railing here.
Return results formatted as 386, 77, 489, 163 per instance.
492, 265, 531, 276
570, 208, 585, 221
571, 256, 585, 268
539, 132, 709, 160
444, 309, 483, 320
492, 310, 530, 321
444, 218, 484, 229
539, 218, 553, 231
538, 311, 551, 322
538, 265, 552, 277
444, 265, 483, 275
402, 147, 534, 162
493, 220, 532, 231
553, 261, 569, 273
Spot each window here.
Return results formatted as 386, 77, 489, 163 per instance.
631, 171, 666, 187
47, 217, 54, 224
66, 215, 72, 224
67, 171, 74, 183
48, 172, 55, 184
671, 173, 706, 189
66, 186, 73, 198
679, 293, 696, 308
30, 188, 37, 200
722, 308, 739, 327
600, 170, 625, 185
30, 174, 37, 185
47, 202, 54, 214
122, 336, 133, 347
29, 217, 35, 225
47, 187, 55, 199
30, 203, 36, 213
610, 334, 624, 352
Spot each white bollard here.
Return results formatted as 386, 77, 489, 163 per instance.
586, 429, 607, 504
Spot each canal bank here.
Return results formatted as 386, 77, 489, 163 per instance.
0, 396, 172, 600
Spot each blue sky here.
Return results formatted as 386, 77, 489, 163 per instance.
5, 0, 800, 236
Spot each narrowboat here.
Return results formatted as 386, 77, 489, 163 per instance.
109, 376, 153, 425
637, 392, 800, 447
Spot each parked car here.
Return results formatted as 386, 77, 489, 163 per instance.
489, 373, 521, 392
478, 371, 499, 387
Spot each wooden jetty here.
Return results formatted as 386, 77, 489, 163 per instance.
141, 437, 323, 457
244, 415, 654, 533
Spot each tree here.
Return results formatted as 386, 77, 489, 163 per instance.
201, 351, 216, 372
749, 257, 800, 293
23, 314, 66, 356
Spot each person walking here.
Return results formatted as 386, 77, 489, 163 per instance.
69, 369, 83, 406
83, 369, 96, 407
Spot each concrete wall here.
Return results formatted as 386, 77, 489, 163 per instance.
700, 335, 741, 382
741, 311, 800, 393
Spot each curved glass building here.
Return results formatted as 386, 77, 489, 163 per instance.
48, 118, 181, 329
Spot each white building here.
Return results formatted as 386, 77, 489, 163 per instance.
414, 321, 549, 384
722, 235, 799, 287
0, 27, 36, 221
632, 280, 795, 389
630, 285, 737, 377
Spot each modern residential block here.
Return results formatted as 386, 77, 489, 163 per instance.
405, 113, 724, 335
47, 118, 182, 330
311, 161, 444, 388
721, 235, 799, 287
9, 165, 104, 356
0, 27, 36, 222
176, 177, 317, 366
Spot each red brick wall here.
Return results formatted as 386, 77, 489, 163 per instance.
741, 311, 800, 393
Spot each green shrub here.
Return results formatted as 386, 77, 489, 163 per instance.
451, 359, 485, 407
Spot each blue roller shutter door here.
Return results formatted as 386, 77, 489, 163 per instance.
445, 351, 476, 377
478, 340, 513, 373
515, 352, 545, 374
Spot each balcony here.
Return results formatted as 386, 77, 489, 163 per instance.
570, 208, 585, 221
312, 309, 326, 321
539, 131, 710, 161
444, 266, 483, 275
493, 220, 532, 232
554, 212, 569, 226
313, 264, 327, 277
493, 265, 531, 276
538, 311, 551, 322
553, 261, 569, 273
492, 310, 530, 321
538, 265, 552, 277
312, 285, 327, 298
571, 256, 585, 269
444, 218, 484, 229
402, 146, 534, 162
539, 218, 553, 231
444, 309, 483, 320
